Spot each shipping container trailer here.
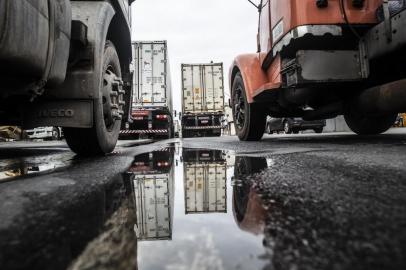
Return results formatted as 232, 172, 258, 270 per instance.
181, 63, 225, 137
125, 149, 175, 241
121, 41, 174, 139
183, 149, 227, 214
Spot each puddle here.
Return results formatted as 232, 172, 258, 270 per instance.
0, 153, 73, 182
122, 147, 272, 270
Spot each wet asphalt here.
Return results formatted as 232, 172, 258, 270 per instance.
0, 131, 405, 270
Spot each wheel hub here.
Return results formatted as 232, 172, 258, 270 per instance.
233, 86, 246, 129
102, 70, 125, 130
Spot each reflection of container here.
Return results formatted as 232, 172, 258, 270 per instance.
128, 150, 174, 241
133, 174, 173, 240
183, 150, 227, 214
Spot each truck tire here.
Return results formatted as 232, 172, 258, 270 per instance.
232, 73, 266, 141
344, 112, 397, 135
214, 129, 222, 137
314, 128, 323, 134
64, 41, 123, 155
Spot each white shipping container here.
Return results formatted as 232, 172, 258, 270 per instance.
133, 172, 174, 241
133, 41, 173, 111
184, 162, 227, 214
181, 63, 225, 114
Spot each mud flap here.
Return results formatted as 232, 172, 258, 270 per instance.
22, 100, 93, 129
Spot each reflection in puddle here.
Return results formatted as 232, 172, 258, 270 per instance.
126, 149, 175, 241
123, 148, 272, 270
233, 157, 268, 237
183, 149, 227, 214
0, 154, 73, 182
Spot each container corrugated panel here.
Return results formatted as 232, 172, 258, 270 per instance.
184, 162, 227, 214
133, 173, 173, 241
181, 63, 225, 114
132, 41, 172, 111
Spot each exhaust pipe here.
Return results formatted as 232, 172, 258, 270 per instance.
352, 79, 406, 114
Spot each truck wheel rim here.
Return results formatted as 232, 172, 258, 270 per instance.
102, 66, 124, 132
233, 85, 245, 130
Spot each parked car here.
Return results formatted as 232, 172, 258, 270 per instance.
266, 117, 326, 134
26, 127, 62, 141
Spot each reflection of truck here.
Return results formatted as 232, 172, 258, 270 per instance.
183, 149, 227, 214
126, 149, 174, 241
121, 41, 174, 139
0, 0, 134, 155
233, 157, 268, 238
26, 127, 62, 140
181, 63, 225, 138
230, 1, 406, 141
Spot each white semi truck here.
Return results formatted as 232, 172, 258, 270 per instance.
0, 0, 134, 155
181, 63, 225, 137
121, 41, 174, 139
182, 149, 227, 214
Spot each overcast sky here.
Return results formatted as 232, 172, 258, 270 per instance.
131, 0, 259, 111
